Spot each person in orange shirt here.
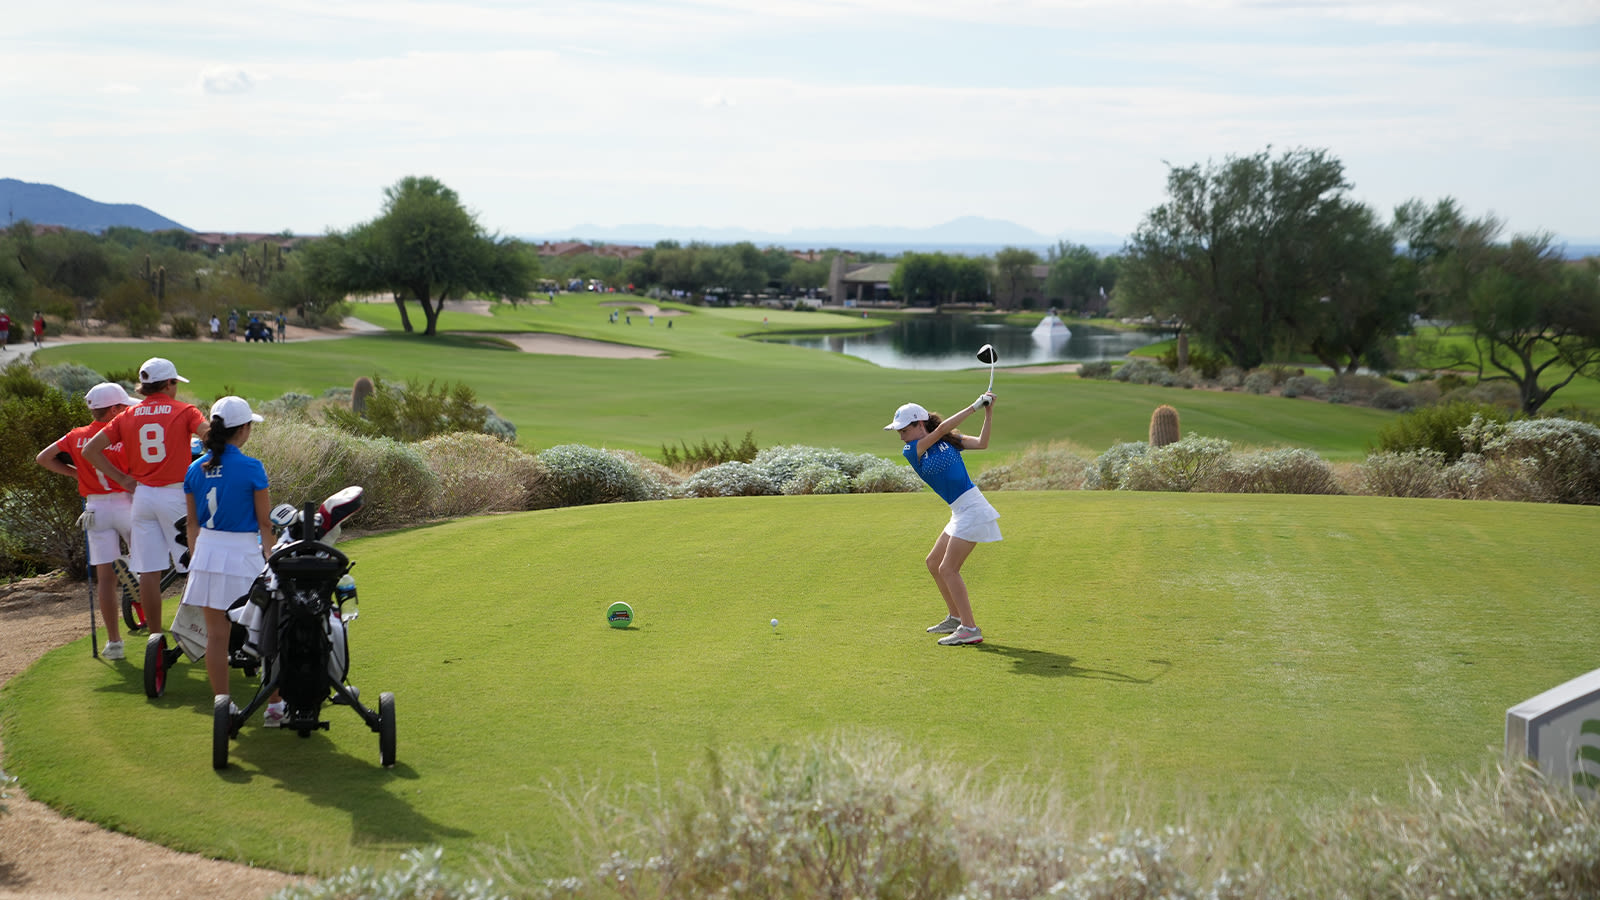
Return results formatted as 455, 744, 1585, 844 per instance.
36, 383, 139, 659
85, 358, 209, 645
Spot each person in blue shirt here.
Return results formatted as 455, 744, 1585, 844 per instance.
181, 396, 279, 720
884, 392, 999, 646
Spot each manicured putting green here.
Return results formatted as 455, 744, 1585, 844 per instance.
3, 492, 1597, 876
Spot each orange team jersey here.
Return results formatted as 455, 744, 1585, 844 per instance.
54, 421, 129, 497
102, 393, 205, 486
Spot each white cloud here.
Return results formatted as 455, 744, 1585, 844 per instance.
200, 68, 255, 95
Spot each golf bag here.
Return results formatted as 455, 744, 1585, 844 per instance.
213, 485, 396, 770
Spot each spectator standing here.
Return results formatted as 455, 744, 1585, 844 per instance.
210, 315, 221, 340
0, 309, 10, 350
275, 312, 287, 342
84, 357, 209, 646
32, 311, 45, 347
36, 383, 139, 658
227, 310, 238, 340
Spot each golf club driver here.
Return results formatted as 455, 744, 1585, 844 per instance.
976, 343, 998, 394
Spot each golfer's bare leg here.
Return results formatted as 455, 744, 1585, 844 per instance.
96, 563, 121, 643
926, 534, 959, 618
203, 607, 231, 695
936, 537, 979, 628
139, 571, 163, 637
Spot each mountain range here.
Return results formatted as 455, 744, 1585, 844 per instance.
1, 178, 190, 232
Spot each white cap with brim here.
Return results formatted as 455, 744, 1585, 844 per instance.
84, 382, 137, 410
138, 357, 189, 384
209, 396, 264, 428
884, 402, 930, 431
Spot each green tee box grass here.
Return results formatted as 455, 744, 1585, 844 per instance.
37, 294, 1395, 462
3, 492, 1596, 875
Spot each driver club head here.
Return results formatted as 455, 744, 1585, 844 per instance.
976, 344, 997, 365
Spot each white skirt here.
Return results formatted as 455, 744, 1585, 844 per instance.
944, 487, 1002, 543
181, 530, 265, 610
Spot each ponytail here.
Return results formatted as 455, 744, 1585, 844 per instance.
924, 412, 965, 450
202, 415, 239, 471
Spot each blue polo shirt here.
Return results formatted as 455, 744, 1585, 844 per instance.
903, 440, 975, 505
184, 445, 269, 533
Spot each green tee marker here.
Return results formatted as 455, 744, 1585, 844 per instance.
606, 601, 634, 629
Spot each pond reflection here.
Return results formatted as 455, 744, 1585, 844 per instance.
761, 315, 1169, 370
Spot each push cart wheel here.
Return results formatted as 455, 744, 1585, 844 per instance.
378, 692, 396, 768
113, 560, 145, 632
213, 695, 232, 770
143, 633, 168, 698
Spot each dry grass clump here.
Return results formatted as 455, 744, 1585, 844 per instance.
417, 433, 550, 518
275, 742, 1600, 900
977, 441, 1096, 491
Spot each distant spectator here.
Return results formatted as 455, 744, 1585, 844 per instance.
227, 311, 238, 339
0, 309, 10, 351
209, 315, 221, 340
32, 311, 45, 347
275, 313, 286, 342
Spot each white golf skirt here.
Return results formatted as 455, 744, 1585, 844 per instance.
181, 530, 264, 610
944, 487, 1002, 543
83, 493, 132, 566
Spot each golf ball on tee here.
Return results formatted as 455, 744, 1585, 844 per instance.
771, 618, 779, 628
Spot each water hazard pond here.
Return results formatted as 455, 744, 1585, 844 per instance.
759, 314, 1170, 371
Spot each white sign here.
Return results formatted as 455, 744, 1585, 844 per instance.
1506, 667, 1600, 795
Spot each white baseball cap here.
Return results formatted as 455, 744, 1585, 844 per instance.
209, 396, 264, 428
883, 402, 930, 431
138, 357, 189, 384
84, 382, 137, 410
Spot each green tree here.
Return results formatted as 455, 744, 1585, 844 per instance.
951, 256, 991, 304
1295, 203, 1407, 374
322, 177, 533, 335
1456, 241, 1600, 415
1044, 242, 1117, 313
891, 252, 956, 306
993, 246, 1042, 308
1122, 147, 1377, 370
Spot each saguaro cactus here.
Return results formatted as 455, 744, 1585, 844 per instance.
1177, 331, 1190, 370
352, 376, 374, 414
1149, 404, 1181, 448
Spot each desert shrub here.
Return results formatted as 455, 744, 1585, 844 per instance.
1083, 441, 1149, 490
978, 441, 1094, 491
780, 462, 851, 495
1376, 402, 1510, 462
538, 444, 667, 507
1436, 372, 1469, 394
35, 363, 106, 398
1077, 360, 1114, 379
1113, 358, 1173, 386
1442, 380, 1522, 411
258, 392, 315, 420
337, 437, 438, 528
661, 431, 758, 472
1170, 367, 1200, 389
1242, 371, 1275, 394
0, 365, 90, 575
1326, 373, 1389, 405
1213, 448, 1341, 495
323, 376, 488, 442
1216, 367, 1244, 390
481, 409, 517, 442
272, 847, 499, 900
751, 445, 880, 489
1357, 450, 1446, 498
170, 315, 200, 339
418, 432, 548, 517
1406, 380, 1442, 407
1121, 434, 1232, 492
1479, 417, 1600, 505
1281, 375, 1326, 400
1159, 345, 1226, 379
251, 423, 437, 529
851, 461, 924, 494
1371, 385, 1422, 411
0, 765, 13, 817
681, 461, 779, 498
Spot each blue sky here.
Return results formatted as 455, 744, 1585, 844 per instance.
5, 0, 1597, 243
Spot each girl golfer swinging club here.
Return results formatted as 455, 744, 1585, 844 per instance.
885, 391, 999, 646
